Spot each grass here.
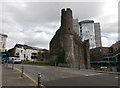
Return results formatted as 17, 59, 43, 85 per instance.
23, 61, 54, 66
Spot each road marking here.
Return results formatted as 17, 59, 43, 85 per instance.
14, 67, 46, 88
85, 75, 89, 76
84, 73, 103, 76
14, 67, 37, 84
114, 77, 119, 79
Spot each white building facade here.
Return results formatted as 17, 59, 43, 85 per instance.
8, 44, 40, 61
79, 20, 96, 49
0, 33, 8, 52
15, 47, 39, 61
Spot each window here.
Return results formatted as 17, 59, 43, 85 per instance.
80, 24, 82, 26
3, 43, 5, 47
80, 26, 82, 29
16, 53, 19, 56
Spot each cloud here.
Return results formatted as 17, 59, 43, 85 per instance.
1, 1, 118, 50
101, 33, 118, 47
2, 15, 23, 33
3, 2, 104, 27
6, 30, 53, 49
33, 22, 60, 35
101, 36, 116, 47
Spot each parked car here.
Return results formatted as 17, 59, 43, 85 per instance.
100, 66, 107, 69
100, 66, 108, 71
8, 57, 22, 64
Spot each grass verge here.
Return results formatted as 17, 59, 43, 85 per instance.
24, 61, 54, 66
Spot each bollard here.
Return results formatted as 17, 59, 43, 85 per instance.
55, 61, 56, 66
38, 73, 41, 88
78, 64, 80, 70
3, 60, 5, 66
6, 60, 8, 68
12, 60, 14, 70
21, 61, 24, 77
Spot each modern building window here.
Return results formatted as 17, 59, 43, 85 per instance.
80, 27, 82, 29
80, 36, 82, 39
80, 24, 82, 26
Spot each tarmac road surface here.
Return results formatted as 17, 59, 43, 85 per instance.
9, 64, 119, 87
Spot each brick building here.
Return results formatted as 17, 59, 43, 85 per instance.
90, 47, 109, 61
90, 40, 120, 71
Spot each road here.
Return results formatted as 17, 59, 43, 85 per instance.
8, 64, 119, 86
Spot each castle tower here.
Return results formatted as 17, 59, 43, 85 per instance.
60, 8, 75, 67
61, 8, 74, 34
49, 8, 90, 69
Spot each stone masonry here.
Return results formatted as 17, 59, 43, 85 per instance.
49, 8, 90, 69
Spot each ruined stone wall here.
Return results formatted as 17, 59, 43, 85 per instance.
50, 29, 62, 62
83, 40, 91, 69
49, 8, 90, 69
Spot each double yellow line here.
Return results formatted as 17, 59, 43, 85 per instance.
15, 67, 46, 88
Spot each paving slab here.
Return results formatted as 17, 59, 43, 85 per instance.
2, 65, 37, 88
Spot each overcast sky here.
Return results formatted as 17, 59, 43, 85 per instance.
0, 0, 119, 50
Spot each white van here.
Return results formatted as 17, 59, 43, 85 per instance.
8, 57, 22, 64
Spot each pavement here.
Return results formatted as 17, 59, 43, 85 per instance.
2, 64, 37, 88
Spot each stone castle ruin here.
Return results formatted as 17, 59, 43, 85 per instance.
49, 8, 90, 69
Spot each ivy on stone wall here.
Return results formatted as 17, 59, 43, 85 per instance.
57, 50, 65, 63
